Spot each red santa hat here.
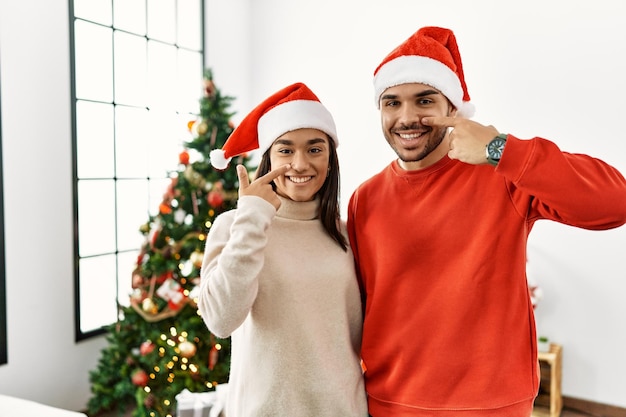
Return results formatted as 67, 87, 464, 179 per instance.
373, 26, 475, 117
209, 82, 338, 170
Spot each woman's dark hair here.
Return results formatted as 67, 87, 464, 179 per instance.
256, 134, 348, 251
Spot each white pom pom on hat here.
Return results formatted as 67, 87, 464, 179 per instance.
373, 26, 475, 118
209, 82, 338, 170
209, 149, 231, 170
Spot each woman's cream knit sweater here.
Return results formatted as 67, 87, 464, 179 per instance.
198, 195, 367, 417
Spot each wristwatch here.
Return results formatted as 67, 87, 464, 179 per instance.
486, 134, 507, 166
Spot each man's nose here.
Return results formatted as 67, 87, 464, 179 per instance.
399, 104, 421, 125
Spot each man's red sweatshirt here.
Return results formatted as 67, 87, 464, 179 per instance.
347, 135, 626, 417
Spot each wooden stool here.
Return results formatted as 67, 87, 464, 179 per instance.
533, 343, 563, 417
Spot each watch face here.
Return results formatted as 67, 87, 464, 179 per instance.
488, 138, 506, 159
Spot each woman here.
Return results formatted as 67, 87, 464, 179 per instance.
198, 82, 368, 417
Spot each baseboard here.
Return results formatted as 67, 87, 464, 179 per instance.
564, 396, 626, 417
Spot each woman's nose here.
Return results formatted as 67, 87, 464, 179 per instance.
290, 151, 309, 171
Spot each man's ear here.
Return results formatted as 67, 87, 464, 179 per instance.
448, 103, 458, 117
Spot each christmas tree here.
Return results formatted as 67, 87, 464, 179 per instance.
88, 69, 253, 417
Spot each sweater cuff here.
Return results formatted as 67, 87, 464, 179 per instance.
496, 134, 534, 182
237, 195, 276, 221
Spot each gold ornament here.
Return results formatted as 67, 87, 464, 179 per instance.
142, 298, 158, 314
189, 251, 204, 268
197, 121, 208, 136
178, 340, 197, 358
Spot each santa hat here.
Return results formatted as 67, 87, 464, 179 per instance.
209, 82, 338, 170
373, 26, 475, 117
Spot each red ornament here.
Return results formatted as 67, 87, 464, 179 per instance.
139, 340, 155, 356
131, 369, 149, 386
207, 190, 224, 208
208, 345, 219, 370
159, 202, 172, 214
179, 150, 190, 165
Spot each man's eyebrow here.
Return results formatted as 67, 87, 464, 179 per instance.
380, 89, 441, 101
415, 89, 441, 97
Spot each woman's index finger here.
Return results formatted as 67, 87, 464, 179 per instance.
257, 164, 291, 184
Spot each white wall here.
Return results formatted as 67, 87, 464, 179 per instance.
206, 0, 626, 408
0, 0, 108, 411
0, 0, 623, 412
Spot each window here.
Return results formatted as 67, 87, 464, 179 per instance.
70, 0, 205, 340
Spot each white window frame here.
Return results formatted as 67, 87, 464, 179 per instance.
69, 0, 205, 340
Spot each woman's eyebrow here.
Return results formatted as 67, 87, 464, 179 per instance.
274, 138, 327, 145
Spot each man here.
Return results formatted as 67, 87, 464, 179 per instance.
347, 26, 626, 417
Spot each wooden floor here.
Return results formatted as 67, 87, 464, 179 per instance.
560, 409, 595, 417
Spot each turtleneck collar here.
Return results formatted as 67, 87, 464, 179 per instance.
276, 196, 320, 221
